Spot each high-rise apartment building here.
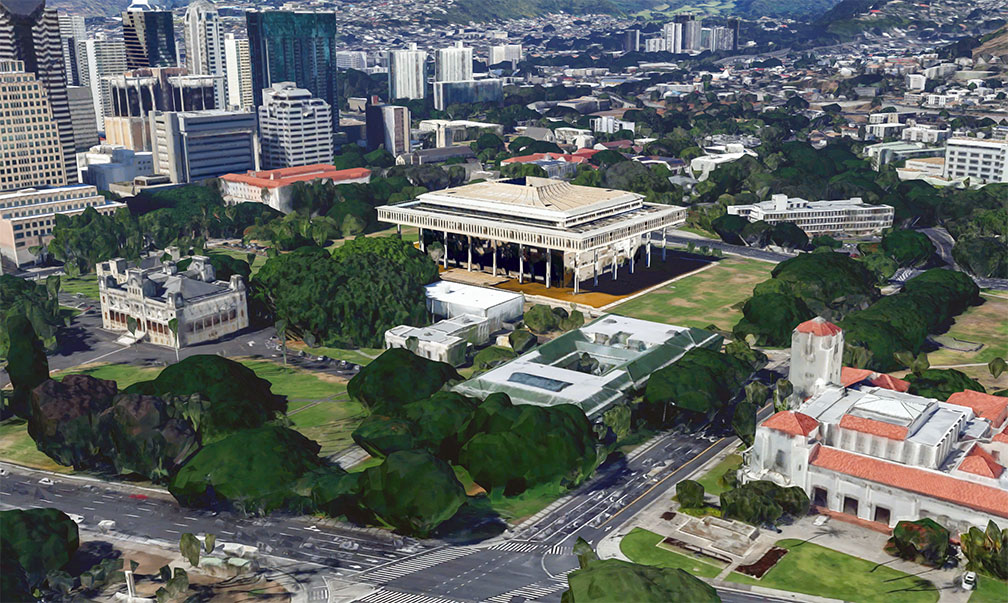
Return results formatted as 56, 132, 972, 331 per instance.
184, 0, 227, 109
122, 0, 176, 69
389, 43, 427, 100
150, 110, 257, 183
0, 1, 76, 183
246, 10, 339, 137
57, 13, 83, 85
366, 103, 410, 155
943, 138, 1008, 184
675, 14, 702, 51
223, 34, 252, 110
489, 44, 522, 67
258, 82, 334, 170
435, 41, 472, 83
0, 60, 66, 191
662, 22, 682, 54
623, 30, 640, 53
433, 78, 502, 111
67, 85, 98, 153
77, 38, 126, 132
336, 50, 367, 70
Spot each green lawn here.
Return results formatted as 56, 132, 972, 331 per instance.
239, 359, 345, 400
0, 418, 71, 473
293, 344, 384, 367
482, 480, 569, 523
59, 274, 100, 300
971, 575, 1008, 602
610, 257, 773, 331
726, 538, 940, 603
695, 453, 742, 497
619, 528, 725, 579
55, 363, 161, 389
925, 292, 1008, 391
206, 247, 269, 276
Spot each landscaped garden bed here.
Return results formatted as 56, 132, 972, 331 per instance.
737, 546, 788, 578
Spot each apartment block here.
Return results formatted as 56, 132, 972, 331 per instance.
258, 82, 334, 170
943, 137, 1008, 184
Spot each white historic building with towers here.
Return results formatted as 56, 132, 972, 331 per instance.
97, 250, 248, 348
376, 177, 686, 293
741, 317, 1008, 534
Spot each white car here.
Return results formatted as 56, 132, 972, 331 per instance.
68, 514, 84, 525
38, 477, 54, 486
961, 571, 976, 591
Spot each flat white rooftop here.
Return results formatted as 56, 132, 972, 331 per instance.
426, 281, 523, 311
428, 177, 637, 214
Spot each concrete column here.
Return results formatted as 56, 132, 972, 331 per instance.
467, 236, 472, 271
397, 224, 401, 236
443, 231, 448, 268
546, 249, 551, 288
630, 252, 635, 274
662, 227, 667, 261
647, 239, 652, 267
594, 250, 598, 287
574, 260, 580, 294
492, 241, 497, 276
419, 227, 425, 252
613, 255, 618, 280
518, 244, 524, 284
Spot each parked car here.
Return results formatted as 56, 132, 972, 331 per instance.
961, 572, 976, 591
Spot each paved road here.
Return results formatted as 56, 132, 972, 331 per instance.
919, 227, 1008, 291
654, 232, 793, 263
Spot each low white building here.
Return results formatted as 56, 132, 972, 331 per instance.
77, 144, 154, 191
902, 124, 950, 144
97, 251, 248, 348
591, 115, 635, 134
944, 137, 1008, 184
424, 281, 524, 333
690, 144, 757, 179
741, 318, 1008, 534
726, 194, 894, 236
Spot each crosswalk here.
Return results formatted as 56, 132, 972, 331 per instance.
307, 586, 329, 601
488, 541, 573, 555
485, 578, 570, 603
545, 544, 572, 556
357, 546, 479, 584
356, 588, 463, 603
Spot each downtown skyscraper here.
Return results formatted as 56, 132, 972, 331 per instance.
122, 0, 176, 69
184, 0, 227, 109
389, 43, 426, 100
246, 10, 339, 137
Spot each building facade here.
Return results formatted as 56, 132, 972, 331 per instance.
727, 194, 894, 236
223, 34, 252, 110
246, 10, 339, 137
0, 60, 66, 191
0, 0, 77, 183
377, 177, 687, 293
97, 251, 248, 348
77, 38, 127, 132
366, 104, 410, 155
121, 0, 176, 69
741, 319, 1008, 534
66, 85, 98, 153
220, 164, 370, 213
389, 43, 427, 100
150, 110, 257, 183
943, 137, 1008, 184
489, 44, 521, 67
56, 13, 83, 85
183, 0, 227, 110
433, 78, 502, 111
0, 184, 124, 266
77, 144, 154, 191
258, 82, 334, 170
435, 41, 472, 83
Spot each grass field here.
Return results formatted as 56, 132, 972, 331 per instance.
621, 528, 740, 579
207, 247, 269, 275
695, 452, 742, 497
609, 257, 773, 331
970, 575, 1008, 602
0, 417, 72, 473
925, 292, 1008, 391
59, 274, 100, 300
290, 343, 384, 367
55, 362, 161, 388
727, 538, 940, 603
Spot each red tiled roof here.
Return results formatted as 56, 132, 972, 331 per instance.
841, 367, 874, 388
959, 444, 1005, 479
994, 430, 1008, 444
795, 317, 843, 337
840, 367, 910, 392
870, 373, 910, 393
838, 414, 908, 440
572, 148, 600, 157
762, 411, 819, 437
946, 390, 1008, 428
221, 165, 371, 189
810, 446, 1008, 519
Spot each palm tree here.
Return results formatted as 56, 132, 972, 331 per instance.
168, 318, 180, 363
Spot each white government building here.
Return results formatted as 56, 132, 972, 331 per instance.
727, 194, 894, 236
741, 318, 1008, 534
376, 177, 687, 293
943, 137, 1008, 184
97, 250, 248, 348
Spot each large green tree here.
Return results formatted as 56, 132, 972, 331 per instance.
0, 508, 79, 591
4, 314, 50, 419
0, 275, 63, 359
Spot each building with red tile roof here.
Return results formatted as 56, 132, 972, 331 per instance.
838, 414, 909, 440
795, 317, 843, 337
840, 366, 910, 392
946, 390, 1008, 428
958, 444, 1005, 479
219, 164, 371, 213
762, 411, 819, 437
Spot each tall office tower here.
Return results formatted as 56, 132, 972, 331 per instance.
184, 0, 226, 109
675, 14, 701, 51
258, 82, 334, 170
729, 18, 740, 51
105, 67, 220, 150
623, 30, 640, 53
122, 0, 176, 69
150, 110, 257, 183
388, 43, 426, 100
223, 34, 252, 110
0, 60, 66, 190
246, 10, 339, 138
57, 13, 83, 85
366, 103, 409, 155
435, 41, 471, 83
489, 44, 522, 67
662, 22, 682, 54
0, 0, 77, 183
66, 85, 97, 153
77, 38, 126, 132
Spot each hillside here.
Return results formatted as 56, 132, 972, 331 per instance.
975, 25, 1008, 58
47, 0, 189, 17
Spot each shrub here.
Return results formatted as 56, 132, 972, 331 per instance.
676, 480, 705, 508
